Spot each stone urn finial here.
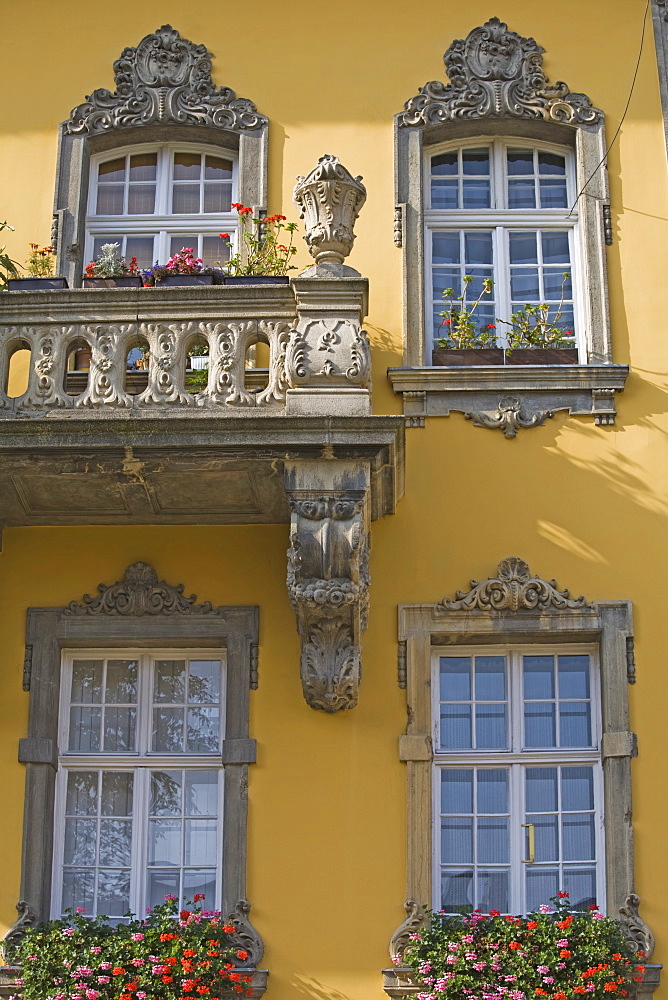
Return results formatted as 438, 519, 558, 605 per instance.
293, 154, 367, 266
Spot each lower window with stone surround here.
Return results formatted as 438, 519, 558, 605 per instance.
5, 563, 266, 996
383, 557, 660, 1000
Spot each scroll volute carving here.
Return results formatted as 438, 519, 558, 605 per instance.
293, 155, 367, 266
287, 494, 370, 712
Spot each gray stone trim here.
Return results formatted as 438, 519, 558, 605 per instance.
52, 25, 268, 287
652, 1, 668, 158
389, 560, 656, 977
394, 19, 614, 385
16, 571, 260, 932
388, 364, 628, 429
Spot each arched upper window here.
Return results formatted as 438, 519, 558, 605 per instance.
425, 138, 578, 354
87, 142, 239, 269
53, 25, 268, 286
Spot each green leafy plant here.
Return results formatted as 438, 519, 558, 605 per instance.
0, 222, 20, 290
220, 206, 298, 276
401, 893, 645, 1000
9, 896, 255, 1000
84, 243, 140, 279
497, 273, 573, 349
25, 240, 56, 278
437, 276, 496, 349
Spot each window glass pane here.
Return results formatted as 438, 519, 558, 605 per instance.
185, 819, 217, 866
543, 269, 572, 300
183, 871, 216, 903
441, 869, 473, 912
539, 178, 568, 208
101, 772, 133, 816
431, 179, 459, 209
105, 659, 138, 704
477, 770, 508, 814
432, 233, 460, 265
562, 814, 595, 861
526, 867, 559, 912
154, 660, 186, 703
524, 655, 555, 699
128, 185, 156, 215
103, 706, 136, 752
560, 703, 591, 747
507, 149, 534, 175
441, 817, 473, 863
476, 704, 507, 749
563, 867, 597, 909
432, 152, 458, 175
538, 152, 566, 175
147, 870, 180, 909
530, 814, 559, 861
542, 231, 570, 263
69, 706, 102, 752
170, 237, 200, 260
561, 766, 594, 811
477, 817, 509, 863
125, 237, 155, 268
526, 767, 558, 812
72, 660, 103, 704
462, 148, 490, 175
62, 870, 95, 915
464, 232, 493, 265
173, 184, 201, 214
148, 819, 181, 865
173, 152, 201, 179
97, 870, 131, 916
462, 180, 490, 209
186, 706, 220, 752
433, 270, 461, 300
204, 155, 233, 179
440, 656, 471, 700
441, 704, 472, 749
189, 660, 221, 704
441, 769, 473, 813
150, 770, 182, 816
508, 179, 536, 209
129, 153, 157, 180
203, 184, 232, 213
96, 185, 124, 215
509, 232, 538, 264
510, 268, 540, 301
202, 235, 229, 266
153, 707, 185, 752
64, 818, 96, 865
478, 870, 509, 913
185, 771, 218, 816
99, 157, 126, 182
525, 702, 556, 747
99, 819, 133, 866
66, 771, 99, 815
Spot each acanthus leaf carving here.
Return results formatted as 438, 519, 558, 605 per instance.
439, 556, 588, 612
226, 899, 264, 968
619, 894, 655, 959
399, 18, 602, 128
65, 561, 214, 616
139, 323, 193, 407
2, 901, 38, 961
389, 899, 428, 961
293, 154, 367, 265
285, 319, 371, 388
19, 327, 73, 411
67, 25, 267, 135
464, 395, 554, 437
76, 324, 134, 408
287, 493, 369, 712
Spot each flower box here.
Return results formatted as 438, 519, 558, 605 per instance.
223, 275, 290, 285
82, 276, 143, 288
506, 347, 579, 365
156, 274, 215, 286
432, 347, 504, 366
7, 277, 68, 291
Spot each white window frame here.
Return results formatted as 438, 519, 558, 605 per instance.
51, 647, 227, 920
431, 642, 605, 915
424, 137, 583, 358
86, 142, 240, 268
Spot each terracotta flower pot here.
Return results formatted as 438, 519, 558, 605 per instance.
74, 348, 93, 370
432, 347, 504, 366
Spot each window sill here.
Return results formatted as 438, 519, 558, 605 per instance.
387, 364, 629, 432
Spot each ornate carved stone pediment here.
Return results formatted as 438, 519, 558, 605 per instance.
399, 17, 602, 127
66, 561, 214, 616
439, 556, 588, 612
286, 491, 370, 712
67, 24, 267, 134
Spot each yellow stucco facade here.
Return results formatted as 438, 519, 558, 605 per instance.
1, 2, 667, 999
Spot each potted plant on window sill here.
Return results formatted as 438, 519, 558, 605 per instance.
500, 273, 579, 365
432, 276, 503, 366
148, 246, 224, 286
83, 243, 143, 288
219, 205, 297, 285
7, 240, 68, 290
399, 892, 647, 1000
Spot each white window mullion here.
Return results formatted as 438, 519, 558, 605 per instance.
494, 227, 510, 347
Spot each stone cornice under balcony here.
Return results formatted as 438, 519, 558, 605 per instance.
387, 364, 630, 431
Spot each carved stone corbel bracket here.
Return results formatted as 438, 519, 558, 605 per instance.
389, 899, 428, 962
619, 894, 655, 959
2, 900, 38, 961
285, 463, 371, 712
227, 899, 264, 968
465, 395, 554, 437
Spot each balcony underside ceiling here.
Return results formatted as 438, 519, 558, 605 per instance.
0, 415, 404, 526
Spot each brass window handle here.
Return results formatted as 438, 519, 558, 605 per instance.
522, 822, 535, 864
